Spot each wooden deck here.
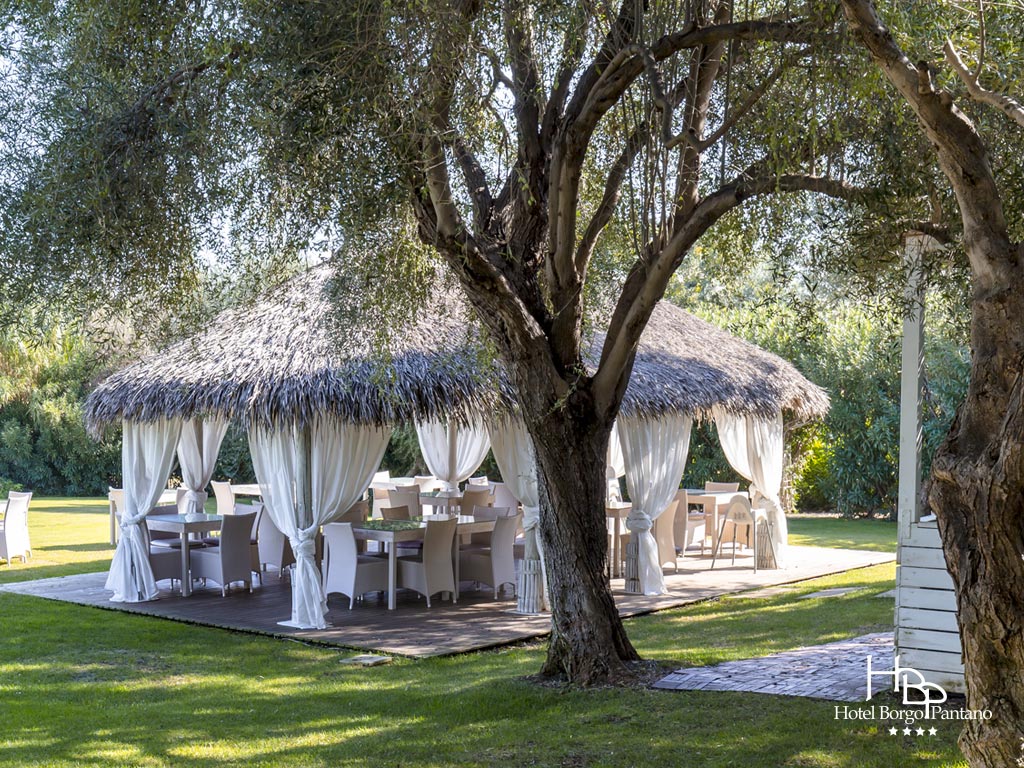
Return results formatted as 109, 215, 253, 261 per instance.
0, 545, 893, 657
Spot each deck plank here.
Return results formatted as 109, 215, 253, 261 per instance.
0, 545, 894, 658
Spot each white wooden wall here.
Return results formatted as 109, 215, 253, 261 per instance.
896, 520, 965, 692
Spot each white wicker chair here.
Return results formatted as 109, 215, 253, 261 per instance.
322, 522, 388, 609
459, 512, 521, 599
211, 481, 236, 516
398, 516, 457, 607
0, 491, 33, 564
711, 494, 768, 572
190, 511, 257, 595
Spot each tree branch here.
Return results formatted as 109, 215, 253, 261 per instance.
504, 0, 544, 169
541, 4, 592, 142
591, 168, 868, 412
944, 39, 1024, 130
840, 0, 1014, 286
453, 137, 492, 231
549, 15, 827, 310
698, 47, 812, 151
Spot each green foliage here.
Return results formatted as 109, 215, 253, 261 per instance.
672, 276, 970, 518
0, 325, 120, 495
209, 424, 255, 485
380, 424, 503, 482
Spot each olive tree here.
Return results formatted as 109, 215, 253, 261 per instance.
0, 0, 866, 682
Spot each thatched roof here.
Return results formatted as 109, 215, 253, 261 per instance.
85, 265, 828, 431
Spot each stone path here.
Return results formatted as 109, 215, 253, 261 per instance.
653, 632, 894, 701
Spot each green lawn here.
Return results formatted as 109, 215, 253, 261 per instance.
0, 496, 111, 584
788, 514, 897, 553
0, 499, 962, 767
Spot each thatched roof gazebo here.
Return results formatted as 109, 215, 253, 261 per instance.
90, 264, 828, 622
85, 265, 827, 432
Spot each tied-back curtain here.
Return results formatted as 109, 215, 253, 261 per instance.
249, 418, 391, 629
606, 421, 626, 500
713, 407, 787, 564
177, 417, 229, 516
488, 418, 540, 554
488, 417, 547, 612
619, 413, 693, 595
415, 419, 490, 491
106, 418, 183, 603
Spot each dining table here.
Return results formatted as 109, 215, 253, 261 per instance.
147, 513, 223, 597
605, 501, 632, 578
684, 489, 749, 549
350, 515, 496, 610
109, 487, 178, 546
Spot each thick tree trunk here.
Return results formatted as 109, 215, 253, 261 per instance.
840, 3, 1024, 761
525, 395, 642, 683
434, 238, 643, 685
930, 281, 1024, 767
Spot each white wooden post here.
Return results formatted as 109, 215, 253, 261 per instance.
897, 233, 940, 548
447, 422, 458, 492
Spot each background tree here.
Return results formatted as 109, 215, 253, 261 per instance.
840, 0, 1024, 764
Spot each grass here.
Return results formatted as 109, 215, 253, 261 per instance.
787, 514, 897, 553
0, 498, 963, 767
0, 497, 111, 584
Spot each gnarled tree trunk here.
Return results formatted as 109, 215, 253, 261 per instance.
931, 284, 1024, 767
526, 390, 641, 682
843, 1, 1024, 763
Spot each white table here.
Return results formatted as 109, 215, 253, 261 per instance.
606, 502, 632, 578
230, 483, 262, 497
109, 488, 178, 546
147, 513, 223, 596
419, 491, 461, 514
350, 515, 495, 609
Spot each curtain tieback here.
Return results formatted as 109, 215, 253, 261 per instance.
521, 506, 541, 530
120, 513, 146, 529
625, 509, 652, 533
290, 537, 317, 559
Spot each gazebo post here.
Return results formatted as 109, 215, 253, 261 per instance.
296, 423, 314, 530
447, 422, 458, 493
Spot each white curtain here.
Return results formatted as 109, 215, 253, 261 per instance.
606, 421, 626, 501
713, 407, 787, 565
488, 417, 548, 611
619, 412, 692, 595
106, 418, 183, 602
177, 417, 229, 516
415, 419, 490, 491
249, 417, 391, 629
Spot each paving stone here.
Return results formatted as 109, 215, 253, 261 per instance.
874, 589, 897, 599
652, 632, 894, 702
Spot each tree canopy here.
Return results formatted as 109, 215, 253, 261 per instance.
2, 0, 1023, 696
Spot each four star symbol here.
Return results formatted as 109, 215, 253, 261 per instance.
886, 724, 939, 737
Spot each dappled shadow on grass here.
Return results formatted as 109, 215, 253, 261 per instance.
626, 564, 896, 667
37, 542, 112, 553
0, 563, 964, 768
